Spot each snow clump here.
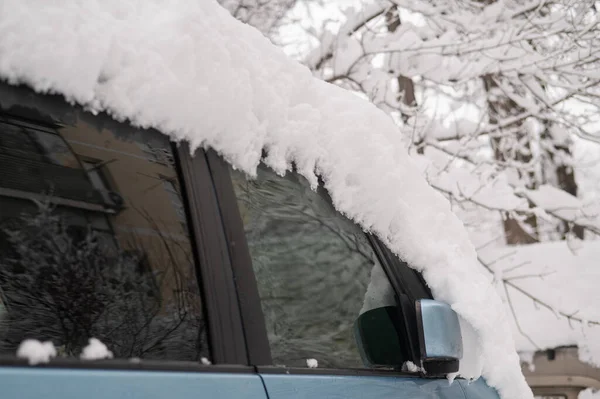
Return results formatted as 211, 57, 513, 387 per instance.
16, 339, 57, 365
80, 338, 114, 360
201, 357, 212, 365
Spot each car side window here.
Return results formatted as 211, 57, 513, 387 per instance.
0, 106, 209, 362
230, 165, 402, 369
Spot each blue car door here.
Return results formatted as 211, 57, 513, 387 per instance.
0, 82, 268, 399
258, 370, 467, 399
0, 365, 266, 399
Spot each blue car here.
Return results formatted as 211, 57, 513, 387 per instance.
0, 81, 499, 398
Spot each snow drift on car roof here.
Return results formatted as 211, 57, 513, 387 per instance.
0, 1, 531, 398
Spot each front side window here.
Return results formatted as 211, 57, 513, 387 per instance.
231, 165, 405, 369
0, 95, 208, 362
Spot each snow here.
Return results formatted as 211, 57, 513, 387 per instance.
201, 357, 212, 366
480, 240, 600, 364
518, 351, 535, 372
306, 358, 318, 368
16, 339, 57, 365
580, 388, 600, 399
80, 338, 114, 360
523, 185, 600, 235
0, 1, 530, 398
402, 360, 423, 373
422, 147, 529, 213
360, 263, 396, 314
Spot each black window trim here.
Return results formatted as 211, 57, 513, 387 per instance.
174, 143, 248, 365
204, 150, 272, 366
210, 156, 435, 374
367, 235, 433, 303
0, 81, 250, 372
0, 356, 253, 374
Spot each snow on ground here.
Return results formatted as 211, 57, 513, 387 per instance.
16, 340, 56, 365
0, 1, 531, 398
480, 240, 600, 365
80, 338, 114, 360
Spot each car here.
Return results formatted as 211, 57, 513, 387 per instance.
0, 79, 501, 399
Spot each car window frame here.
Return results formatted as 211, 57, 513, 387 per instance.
206, 153, 434, 373
0, 81, 249, 369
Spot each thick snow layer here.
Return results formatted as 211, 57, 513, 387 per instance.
16, 339, 57, 365
0, 1, 530, 398
481, 241, 600, 365
80, 338, 114, 360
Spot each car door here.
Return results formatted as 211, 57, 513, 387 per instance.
0, 82, 268, 399
206, 153, 472, 399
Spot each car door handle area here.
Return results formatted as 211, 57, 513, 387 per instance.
0, 366, 269, 399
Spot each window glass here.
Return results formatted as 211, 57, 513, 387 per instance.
0, 103, 209, 362
231, 165, 400, 369
82, 161, 110, 192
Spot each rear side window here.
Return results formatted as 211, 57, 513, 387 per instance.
230, 165, 402, 369
0, 106, 209, 362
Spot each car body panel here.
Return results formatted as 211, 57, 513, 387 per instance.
459, 378, 501, 399
0, 367, 268, 399
259, 373, 467, 399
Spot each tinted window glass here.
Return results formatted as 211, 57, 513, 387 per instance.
0, 97, 209, 362
231, 165, 400, 369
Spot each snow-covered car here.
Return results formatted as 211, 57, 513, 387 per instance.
0, 2, 534, 399
0, 80, 500, 399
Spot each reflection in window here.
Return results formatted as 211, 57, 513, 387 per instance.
162, 178, 187, 225
0, 104, 208, 362
231, 165, 397, 369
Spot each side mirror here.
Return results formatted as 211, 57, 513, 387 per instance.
416, 299, 463, 375
353, 299, 463, 376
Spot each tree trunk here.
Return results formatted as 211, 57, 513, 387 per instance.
385, 7, 422, 153
540, 122, 585, 239
482, 75, 539, 245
